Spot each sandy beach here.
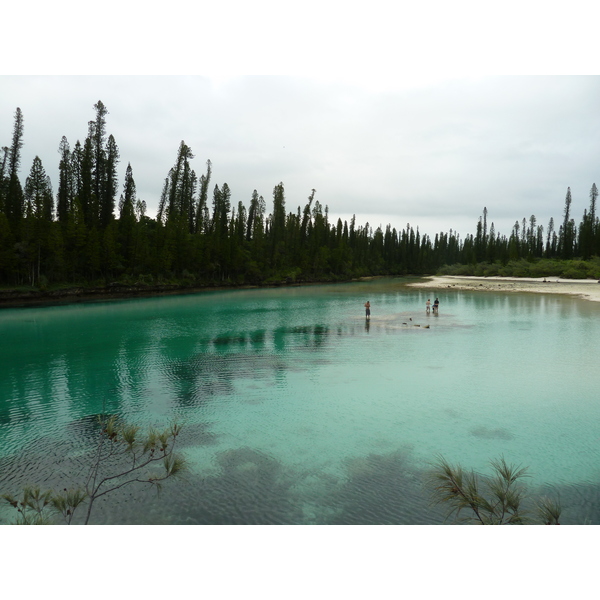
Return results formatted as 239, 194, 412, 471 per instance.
408, 275, 600, 303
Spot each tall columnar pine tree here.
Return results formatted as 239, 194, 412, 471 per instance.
173, 142, 195, 228
561, 186, 574, 259
5, 107, 25, 229
208, 183, 233, 279
23, 156, 54, 285
69, 140, 83, 212
158, 141, 196, 231
92, 101, 108, 219
195, 159, 211, 234
79, 135, 95, 227
157, 176, 169, 225
270, 182, 287, 269
24, 156, 54, 222
528, 214, 537, 257
300, 189, 315, 245
102, 134, 120, 228
118, 163, 138, 265
545, 217, 555, 257
212, 182, 231, 240
56, 136, 73, 224
156, 141, 199, 274
590, 183, 599, 256
0, 145, 10, 214
590, 183, 598, 224
246, 189, 265, 242
77, 101, 120, 230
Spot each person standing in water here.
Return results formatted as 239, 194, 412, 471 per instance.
364, 300, 371, 320
426, 299, 431, 313
433, 298, 440, 313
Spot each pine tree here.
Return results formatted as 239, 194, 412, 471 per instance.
561, 187, 573, 259
118, 163, 137, 267
79, 136, 95, 227
157, 176, 169, 224
246, 189, 257, 242
24, 156, 54, 284
300, 189, 315, 245
65, 198, 87, 280
101, 134, 120, 228
5, 107, 25, 228
0, 146, 10, 215
546, 217, 555, 257
92, 101, 108, 218
482, 206, 488, 246
22, 155, 54, 286
590, 183, 599, 256
270, 182, 287, 271
157, 142, 198, 274
24, 156, 53, 222
70, 140, 83, 211
163, 141, 195, 229
590, 183, 598, 226
195, 160, 212, 234
528, 214, 537, 258
57, 136, 73, 224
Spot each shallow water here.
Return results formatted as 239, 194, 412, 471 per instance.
1, 278, 599, 524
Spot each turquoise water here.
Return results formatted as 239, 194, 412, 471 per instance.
1, 278, 599, 524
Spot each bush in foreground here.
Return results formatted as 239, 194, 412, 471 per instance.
426, 455, 562, 525
1, 416, 186, 525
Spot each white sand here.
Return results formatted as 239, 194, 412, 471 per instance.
407, 275, 600, 303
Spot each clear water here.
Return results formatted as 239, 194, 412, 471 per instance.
1, 278, 599, 524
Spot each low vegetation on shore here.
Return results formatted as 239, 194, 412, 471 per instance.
438, 257, 600, 280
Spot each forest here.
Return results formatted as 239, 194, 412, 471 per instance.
1, 101, 600, 291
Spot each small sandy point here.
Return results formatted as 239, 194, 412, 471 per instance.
408, 275, 600, 303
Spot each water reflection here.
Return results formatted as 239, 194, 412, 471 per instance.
73, 445, 449, 525
162, 324, 338, 407
1, 279, 600, 524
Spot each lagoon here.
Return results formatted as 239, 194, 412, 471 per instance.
1, 278, 599, 524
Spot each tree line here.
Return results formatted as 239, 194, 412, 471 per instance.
1, 102, 599, 289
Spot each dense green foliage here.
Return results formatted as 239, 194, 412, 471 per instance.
1, 102, 599, 289
439, 257, 600, 279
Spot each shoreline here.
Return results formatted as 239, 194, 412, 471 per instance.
407, 275, 600, 303
3, 274, 600, 308
0, 277, 364, 309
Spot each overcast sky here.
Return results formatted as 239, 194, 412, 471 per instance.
2, 2, 599, 241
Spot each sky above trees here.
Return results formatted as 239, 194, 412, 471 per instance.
2, 2, 598, 241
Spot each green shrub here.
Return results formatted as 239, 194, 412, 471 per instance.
436, 257, 600, 280
426, 455, 562, 525
481, 263, 500, 277
561, 267, 588, 279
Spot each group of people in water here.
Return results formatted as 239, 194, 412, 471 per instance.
364, 297, 439, 320
425, 298, 439, 314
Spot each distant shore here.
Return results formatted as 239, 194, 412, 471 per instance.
407, 275, 600, 303
0, 278, 347, 308
3, 274, 600, 308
